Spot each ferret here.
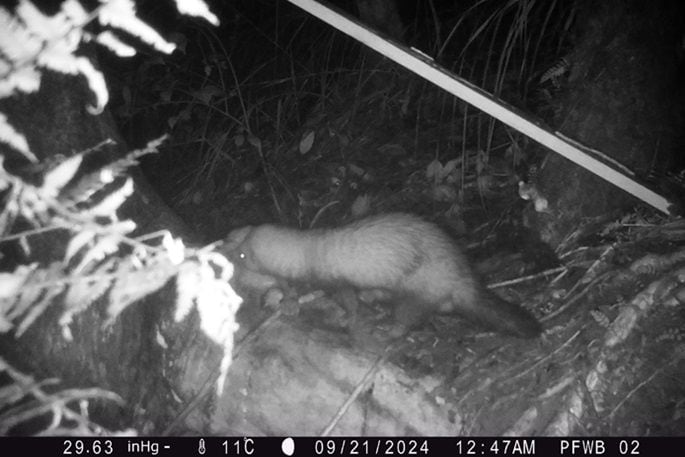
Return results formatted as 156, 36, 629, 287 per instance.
224, 213, 542, 338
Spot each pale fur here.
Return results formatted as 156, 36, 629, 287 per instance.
225, 213, 541, 337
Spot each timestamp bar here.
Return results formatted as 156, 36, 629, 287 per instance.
0, 436, 681, 457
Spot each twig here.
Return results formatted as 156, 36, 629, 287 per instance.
309, 201, 340, 229
506, 330, 582, 383
0, 224, 70, 243
320, 341, 397, 436
559, 246, 590, 260
607, 361, 671, 421
488, 266, 567, 289
541, 272, 613, 323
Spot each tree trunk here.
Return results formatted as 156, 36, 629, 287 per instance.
0, 69, 197, 431
526, 0, 685, 247
355, 0, 405, 41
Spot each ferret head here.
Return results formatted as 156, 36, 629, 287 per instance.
225, 224, 303, 280
223, 225, 277, 290
224, 225, 259, 270
226, 224, 287, 272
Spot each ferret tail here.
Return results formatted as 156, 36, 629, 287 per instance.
460, 289, 542, 338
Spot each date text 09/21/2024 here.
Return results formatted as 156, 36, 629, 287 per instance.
51, 437, 648, 457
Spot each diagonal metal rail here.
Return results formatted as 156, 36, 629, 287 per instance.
287, 0, 672, 215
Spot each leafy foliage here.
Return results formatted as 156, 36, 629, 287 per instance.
0, 0, 236, 435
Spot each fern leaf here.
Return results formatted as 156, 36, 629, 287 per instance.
62, 274, 113, 316
99, 0, 175, 54
0, 313, 12, 333
59, 260, 116, 340
6, 262, 64, 335
95, 31, 136, 57
8, 263, 60, 318
73, 235, 120, 274
16, 282, 65, 337
84, 178, 133, 219
107, 259, 175, 321
74, 57, 109, 115
65, 230, 97, 264
61, 136, 163, 204
41, 154, 83, 198
0, 114, 35, 161
173, 0, 218, 26
0, 264, 34, 300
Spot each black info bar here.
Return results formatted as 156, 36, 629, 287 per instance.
0, 437, 676, 457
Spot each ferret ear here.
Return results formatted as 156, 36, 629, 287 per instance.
226, 226, 254, 246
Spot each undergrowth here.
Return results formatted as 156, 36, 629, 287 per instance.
113, 0, 577, 237
0, 0, 236, 435
0, 0, 580, 434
